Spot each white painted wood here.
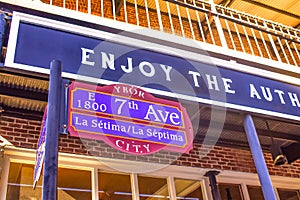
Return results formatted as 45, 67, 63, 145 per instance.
91, 168, 99, 200
209, 0, 228, 48
184, 0, 195, 40
166, 1, 175, 34
5, 11, 300, 75
154, 0, 163, 31
0, 155, 10, 200
203, 177, 213, 200
134, 0, 139, 26
241, 183, 251, 200
124, 0, 128, 23
167, 176, 177, 200
144, 0, 150, 28
2, 146, 300, 199
87, 0, 91, 15
176, 4, 185, 37
112, 0, 116, 20
274, 186, 281, 200
247, 16, 263, 57
7, 12, 297, 82
131, 173, 140, 200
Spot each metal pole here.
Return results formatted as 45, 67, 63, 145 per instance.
204, 170, 221, 200
42, 60, 62, 200
243, 114, 276, 200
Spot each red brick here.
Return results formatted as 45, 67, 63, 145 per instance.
27, 138, 38, 143
202, 164, 212, 168
60, 147, 74, 153
61, 138, 75, 143
181, 161, 192, 166
74, 148, 88, 154
68, 143, 81, 148
1, 135, 13, 141
1, 116, 15, 122
1, 126, 13, 131
29, 121, 42, 126
0, 121, 8, 126
22, 125, 36, 130
20, 143, 34, 149
13, 128, 28, 133
9, 132, 21, 137
14, 137, 27, 142
28, 130, 40, 135
16, 119, 29, 124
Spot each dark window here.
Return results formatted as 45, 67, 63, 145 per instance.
138, 176, 169, 200
174, 178, 204, 200
6, 163, 42, 200
247, 186, 264, 200
218, 183, 243, 200
98, 171, 132, 200
277, 188, 300, 200
6, 163, 92, 200
57, 167, 92, 199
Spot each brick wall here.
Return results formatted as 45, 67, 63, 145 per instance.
1, 110, 300, 178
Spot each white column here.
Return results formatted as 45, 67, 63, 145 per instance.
208, 0, 228, 48
91, 168, 99, 200
0, 155, 10, 200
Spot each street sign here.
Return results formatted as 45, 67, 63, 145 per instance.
33, 106, 47, 189
68, 82, 194, 155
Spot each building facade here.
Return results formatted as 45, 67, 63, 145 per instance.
0, 0, 300, 199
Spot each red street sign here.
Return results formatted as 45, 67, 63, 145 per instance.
68, 82, 194, 155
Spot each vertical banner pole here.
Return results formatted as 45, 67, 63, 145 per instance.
244, 114, 276, 200
204, 170, 221, 200
42, 60, 62, 200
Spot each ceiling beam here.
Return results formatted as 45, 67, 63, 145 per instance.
242, 0, 300, 20
0, 83, 47, 101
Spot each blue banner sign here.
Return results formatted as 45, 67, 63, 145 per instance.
33, 106, 47, 189
5, 13, 300, 121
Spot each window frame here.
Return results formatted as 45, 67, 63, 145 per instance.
0, 146, 209, 200
217, 171, 300, 200
2, 146, 300, 200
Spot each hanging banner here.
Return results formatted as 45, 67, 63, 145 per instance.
68, 82, 194, 155
33, 106, 47, 189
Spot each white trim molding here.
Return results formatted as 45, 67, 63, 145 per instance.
2, 146, 300, 200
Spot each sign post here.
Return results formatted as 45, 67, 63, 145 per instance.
42, 60, 62, 200
244, 114, 277, 200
